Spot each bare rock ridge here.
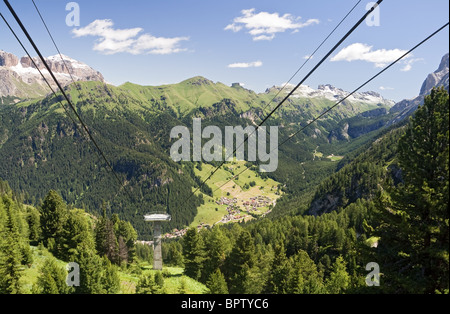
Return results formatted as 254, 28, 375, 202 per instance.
420, 53, 449, 96
388, 53, 449, 125
0, 50, 105, 99
0, 51, 19, 67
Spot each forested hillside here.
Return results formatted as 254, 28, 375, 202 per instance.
179, 87, 449, 294
0, 75, 387, 238
1, 87, 447, 294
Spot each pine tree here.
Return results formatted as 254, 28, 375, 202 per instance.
26, 206, 41, 245
288, 250, 328, 294
39, 190, 68, 257
33, 258, 71, 294
182, 228, 205, 281
73, 244, 104, 294
0, 196, 23, 294
375, 87, 449, 293
224, 230, 255, 294
61, 209, 95, 262
101, 257, 120, 294
136, 273, 163, 294
264, 243, 291, 294
202, 228, 228, 282
206, 269, 229, 294
325, 255, 350, 294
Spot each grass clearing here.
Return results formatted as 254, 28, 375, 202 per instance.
191, 161, 282, 227
21, 246, 207, 294
327, 155, 344, 162
122, 265, 208, 294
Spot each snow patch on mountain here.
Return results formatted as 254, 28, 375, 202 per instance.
0, 50, 105, 99
266, 83, 395, 107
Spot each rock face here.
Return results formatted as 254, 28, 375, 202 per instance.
0, 51, 19, 67
388, 53, 449, 125
419, 53, 449, 96
0, 50, 105, 99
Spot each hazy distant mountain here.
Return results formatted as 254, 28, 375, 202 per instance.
266, 83, 395, 107
0, 50, 105, 103
326, 53, 449, 141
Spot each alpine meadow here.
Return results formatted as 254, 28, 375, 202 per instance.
0, 0, 448, 299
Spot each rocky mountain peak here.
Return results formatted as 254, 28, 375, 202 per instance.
0, 51, 105, 99
419, 53, 449, 96
389, 53, 449, 125
0, 50, 19, 67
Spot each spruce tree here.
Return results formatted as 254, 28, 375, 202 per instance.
61, 209, 95, 262
206, 269, 229, 294
26, 206, 41, 245
39, 190, 68, 256
264, 243, 291, 294
136, 273, 164, 294
178, 278, 188, 294
224, 230, 255, 294
0, 196, 23, 294
73, 244, 104, 294
375, 87, 449, 293
325, 255, 350, 294
95, 213, 118, 264
101, 257, 120, 294
34, 258, 71, 294
182, 228, 205, 281
202, 228, 228, 282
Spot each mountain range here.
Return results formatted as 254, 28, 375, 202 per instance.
266, 83, 395, 107
327, 53, 449, 141
0, 50, 448, 239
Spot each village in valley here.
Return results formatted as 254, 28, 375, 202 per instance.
157, 160, 283, 240
164, 194, 278, 239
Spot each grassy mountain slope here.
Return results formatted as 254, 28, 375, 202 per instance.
0, 77, 389, 239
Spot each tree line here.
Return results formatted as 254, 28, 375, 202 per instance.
0, 183, 138, 294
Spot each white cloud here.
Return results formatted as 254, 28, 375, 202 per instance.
303, 55, 314, 60
228, 61, 263, 68
379, 86, 394, 91
400, 58, 423, 72
331, 43, 410, 68
225, 8, 319, 41
253, 34, 275, 41
72, 19, 189, 55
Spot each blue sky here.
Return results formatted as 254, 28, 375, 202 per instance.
0, 0, 448, 101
